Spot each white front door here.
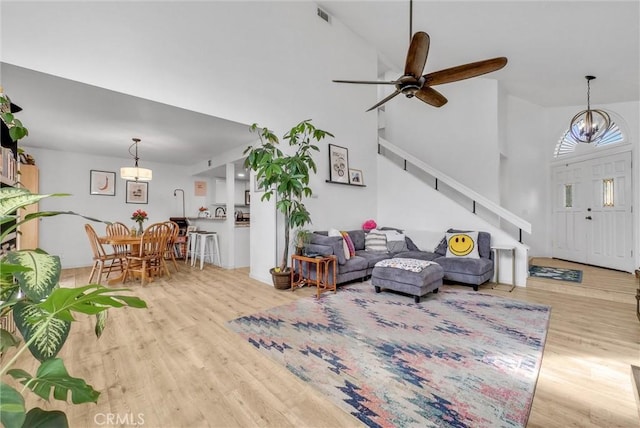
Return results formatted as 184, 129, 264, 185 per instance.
552, 151, 633, 272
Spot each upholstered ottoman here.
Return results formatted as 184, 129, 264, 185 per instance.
371, 258, 444, 303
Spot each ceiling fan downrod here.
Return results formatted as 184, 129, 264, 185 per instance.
409, 0, 413, 42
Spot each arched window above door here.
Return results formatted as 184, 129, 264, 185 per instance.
554, 117, 626, 158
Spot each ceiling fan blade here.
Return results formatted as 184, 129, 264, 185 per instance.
332, 79, 399, 85
424, 57, 507, 86
415, 87, 448, 107
366, 90, 401, 112
404, 31, 430, 78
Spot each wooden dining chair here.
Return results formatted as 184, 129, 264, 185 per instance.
106, 221, 131, 261
122, 222, 169, 286
85, 223, 126, 284
164, 221, 181, 273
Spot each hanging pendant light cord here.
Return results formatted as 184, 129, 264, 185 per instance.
128, 138, 141, 167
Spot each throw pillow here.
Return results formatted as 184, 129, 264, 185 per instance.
381, 230, 408, 253
434, 236, 448, 255
340, 231, 356, 257
365, 229, 388, 252
405, 236, 420, 251
445, 231, 480, 259
329, 228, 350, 260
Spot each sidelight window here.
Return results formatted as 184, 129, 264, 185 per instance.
564, 184, 573, 208
603, 178, 614, 207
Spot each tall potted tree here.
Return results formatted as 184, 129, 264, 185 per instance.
244, 119, 333, 289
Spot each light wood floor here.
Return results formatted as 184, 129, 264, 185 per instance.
3, 260, 639, 428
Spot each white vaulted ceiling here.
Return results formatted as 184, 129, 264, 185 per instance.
1, 1, 638, 164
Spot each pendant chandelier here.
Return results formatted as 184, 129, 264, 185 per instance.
569, 75, 611, 144
120, 138, 152, 181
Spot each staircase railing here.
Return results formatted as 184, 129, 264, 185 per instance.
378, 137, 531, 241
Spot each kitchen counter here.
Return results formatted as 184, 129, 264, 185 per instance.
187, 216, 226, 221
186, 217, 250, 268
187, 217, 250, 227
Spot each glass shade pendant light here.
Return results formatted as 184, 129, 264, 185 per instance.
569, 75, 611, 144
120, 138, 152, 181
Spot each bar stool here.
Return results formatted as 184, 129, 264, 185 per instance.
193, 231, 221, 269
185, 230, 199, 266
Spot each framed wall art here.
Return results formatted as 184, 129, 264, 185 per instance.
90, 170, 116, 196
349, 168, 364, 185
328, 144, 349, 183
126, 181, 148, 204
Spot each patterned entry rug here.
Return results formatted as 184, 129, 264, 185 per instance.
227, 284, 551, 428
529, 265, 583, 283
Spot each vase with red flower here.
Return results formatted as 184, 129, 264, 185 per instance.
131, 209, 148, 235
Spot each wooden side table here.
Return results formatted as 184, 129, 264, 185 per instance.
291, 254, 337, 298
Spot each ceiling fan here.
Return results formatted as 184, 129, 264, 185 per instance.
332, 0, 508, 112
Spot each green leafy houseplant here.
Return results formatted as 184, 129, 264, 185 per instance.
0, 94, 147, 427
0, 93, 28, 142
244, 120, 334, 277
294, 228, 313, 255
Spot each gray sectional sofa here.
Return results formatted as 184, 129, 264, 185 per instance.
303, 228, 493, 291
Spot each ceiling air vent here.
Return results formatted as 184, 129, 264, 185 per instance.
317, 7, 330, 23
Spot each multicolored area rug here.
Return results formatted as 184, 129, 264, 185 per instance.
227, 284, 551, 428
529, 265, 583, 283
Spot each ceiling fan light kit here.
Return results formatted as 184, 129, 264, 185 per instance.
120, 137, 152, 181
569, 75, 612, 144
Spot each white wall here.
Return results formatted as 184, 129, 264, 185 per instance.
376, 155, 528, 286
24, 146, 193, 268
501, 95, 549, 256
3, 2, 379, 283
383, 77, 501, 203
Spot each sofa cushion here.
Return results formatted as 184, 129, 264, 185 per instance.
394, 251, 438, 262
338, 256, 368, 274
309, 233, 346, 264
365, 229, 387, 252
434, 256, 493, 276
445, 231, 480, 259
355, 250, 391, 268
381, 230, 408, 253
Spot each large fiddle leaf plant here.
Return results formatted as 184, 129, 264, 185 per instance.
0, 94, 147, 428
244, 120, 333, 272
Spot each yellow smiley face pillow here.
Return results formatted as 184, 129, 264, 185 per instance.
445, 231, 480, 259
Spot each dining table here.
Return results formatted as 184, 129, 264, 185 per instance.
99, 234, 144, 285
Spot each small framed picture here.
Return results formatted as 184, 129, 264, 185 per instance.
90, 170, 116, 196
328, 144, 349, 183
126, 181, 148, 204
245, 190, 250, 205
349, 168, 364, 185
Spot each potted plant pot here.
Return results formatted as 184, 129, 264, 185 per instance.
270, 267, 291, 290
